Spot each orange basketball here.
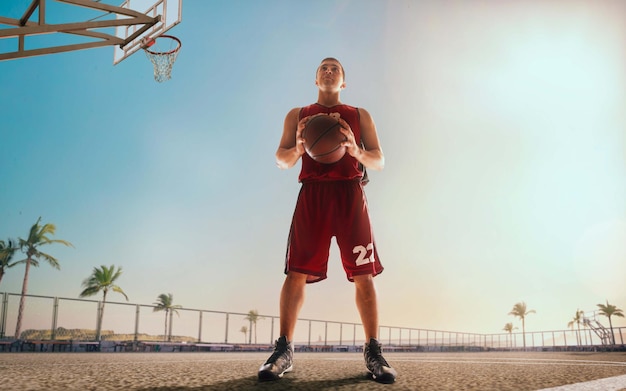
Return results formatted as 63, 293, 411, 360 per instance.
302, 115, 347, 164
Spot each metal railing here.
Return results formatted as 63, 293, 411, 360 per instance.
1, 292, 624, 351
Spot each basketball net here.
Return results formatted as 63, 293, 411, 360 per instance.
142, 35, 181, 83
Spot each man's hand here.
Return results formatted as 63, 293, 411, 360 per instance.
336, 115, 361, 158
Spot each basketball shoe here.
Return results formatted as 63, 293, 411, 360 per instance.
364, 338, 397, 383
258, 336, 294, 381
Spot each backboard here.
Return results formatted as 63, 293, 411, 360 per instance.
113, 0, 182, 65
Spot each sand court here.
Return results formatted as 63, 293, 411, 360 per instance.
2, 351, 626, 390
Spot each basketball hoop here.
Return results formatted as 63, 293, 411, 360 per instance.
142, 35, 181, 83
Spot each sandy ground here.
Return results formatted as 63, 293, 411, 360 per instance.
2, 351, 626, 390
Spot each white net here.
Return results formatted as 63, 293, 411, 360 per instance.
143, 35, 181, 83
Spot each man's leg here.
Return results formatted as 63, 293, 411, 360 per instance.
354, 274, 397, 384
353, 274, 379, 340
258, 271, 307, 381
279, 271, 308, 340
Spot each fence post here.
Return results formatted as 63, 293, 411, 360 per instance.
224, 313, 229, 344
96, 301, 103, 341
0, 292, 8, 338
308, 320, 311, 346
133, 305, 140, 342
198, 311, 203, 342
324, 322, 328, 346
51, 297, 59, 340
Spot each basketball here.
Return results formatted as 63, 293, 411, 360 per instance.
302, 115, 347, 164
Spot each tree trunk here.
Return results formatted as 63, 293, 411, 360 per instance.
14, 258, 32, 339
522, 318, 526, 349
97, 291, 108, 341
168, 310, 173, 342
164, 310, 168, 342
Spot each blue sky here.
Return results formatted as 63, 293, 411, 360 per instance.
1, 0, 625, 335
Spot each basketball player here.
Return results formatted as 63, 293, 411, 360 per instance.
258, 58, 397, 384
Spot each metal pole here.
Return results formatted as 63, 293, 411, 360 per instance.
339, 323, 343, 345
0, 292, 7, 338
51, 297, 59, 340
224, 313, 229, 344
96, 301, 102, 341
308, 320, 311, 346
198, 311, 203, 342
270, 317, 274, 344
134, 305, 140, 342
324, 322, 328, 346
353, 324, 356, 347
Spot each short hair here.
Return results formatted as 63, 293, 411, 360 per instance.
317, 57, 345, 80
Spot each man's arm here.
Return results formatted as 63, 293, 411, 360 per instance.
338, 108, 385, 171
275, 108, 305, 170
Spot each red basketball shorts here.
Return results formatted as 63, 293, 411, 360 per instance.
284, 180, 384, 283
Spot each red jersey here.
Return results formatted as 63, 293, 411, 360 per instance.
298, 103, 364, 183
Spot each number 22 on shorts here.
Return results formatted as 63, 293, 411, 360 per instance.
353, 243, 374, 266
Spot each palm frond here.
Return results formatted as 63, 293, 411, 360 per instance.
111, 285, 129, 301
0, 239, 19, 267
79, 286, 101, 297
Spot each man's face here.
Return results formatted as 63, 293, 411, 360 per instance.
316, 60, 345, 90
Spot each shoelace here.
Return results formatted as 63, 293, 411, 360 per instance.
367, 344, 390, 367
265, 341, 289, 364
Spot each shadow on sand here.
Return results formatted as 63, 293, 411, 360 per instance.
135, 373, 374, 390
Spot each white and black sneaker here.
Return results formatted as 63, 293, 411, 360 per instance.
364, 338, 397, 383
258, 336, 294, 381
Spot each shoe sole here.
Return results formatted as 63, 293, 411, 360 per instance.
368, 371, 396, 384
372, 373, 396, 384
258, 365, 293, 382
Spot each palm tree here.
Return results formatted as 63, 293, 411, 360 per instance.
567, 309, 585, 346
79, 265, 128, 341
153, 293, 182, 342
597, 300, 624, 345
15, 217, 73, 339
240, 326, 249, 343
0, 239, 18, 286
245, 309, 264, 344
508, 301, 536, 349
503, 322, 517, 348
